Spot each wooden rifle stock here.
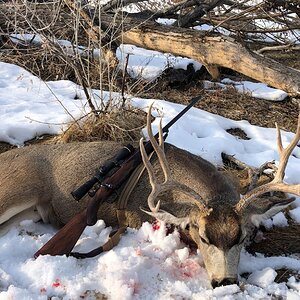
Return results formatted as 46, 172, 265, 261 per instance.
33, 150, 144, 258
34, 148, 147, 257
34, 209, 87, 257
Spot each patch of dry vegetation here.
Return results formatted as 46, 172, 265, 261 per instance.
247, 224, 300, 257
61, 108, 147, 143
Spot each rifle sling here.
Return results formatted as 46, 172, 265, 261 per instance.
116, 156, 150, 226
70, 226, 127, 258
70, 153, 153, 259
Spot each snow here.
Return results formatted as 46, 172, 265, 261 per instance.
271, 212, 289, 227
221, 79, 288, 101
1, 219, 299, 299
289, 207, 300, 224
193, 23, 232, 36
204, 79, 288, 101
262, 212, 289, 229
117, 44, 288, 101
116, 44, 202, 80
0, 62, 87, 145
10, 34, 91, 57
247, 267, 277, 288
288, 277, 300, 292
251, 19, 300, 44
0, 60, 299, 298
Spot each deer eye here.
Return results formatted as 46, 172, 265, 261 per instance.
200, 236, 210, 245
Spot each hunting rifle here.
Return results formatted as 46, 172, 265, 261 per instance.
34, 96, 202, 258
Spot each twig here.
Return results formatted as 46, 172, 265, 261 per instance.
172, 0, 227, 28
121, 53, 130, 107
257, 44, 300, 54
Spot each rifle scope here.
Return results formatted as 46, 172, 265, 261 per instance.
71, 144, 134, 201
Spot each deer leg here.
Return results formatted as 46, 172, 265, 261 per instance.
0, 204, 41, 236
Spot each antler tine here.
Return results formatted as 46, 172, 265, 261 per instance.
273, 112, 300, 182
139, 102, 171, 213
146, 103, 171, 182
139, 137, 161, 212
140, 103, 212, 216
236, 111, 300, 213
158, 118, 164, 151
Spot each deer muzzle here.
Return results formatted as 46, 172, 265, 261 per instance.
201, 244, 241, 288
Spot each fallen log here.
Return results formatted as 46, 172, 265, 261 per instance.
99, 14, 300, 96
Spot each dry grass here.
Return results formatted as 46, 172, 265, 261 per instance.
1, 45, 117, 91
275, 268, 300, 284
0, 0, 120, 93
267, 50, 300, 70
247, 224, 300, 257
61, 108, 147, 143
1, 46, 76, 82
0, 108, 146, 154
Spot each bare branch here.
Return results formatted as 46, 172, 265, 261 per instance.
257, 44, 300, 54
101, 0, 148, 12
173, 0, 227, 27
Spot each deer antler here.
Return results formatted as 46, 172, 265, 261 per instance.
139, 103, 212, 217
236, 111, 300, 212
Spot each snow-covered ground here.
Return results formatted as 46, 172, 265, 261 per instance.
0, 57, 300, 300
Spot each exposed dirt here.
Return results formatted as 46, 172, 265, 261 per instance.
0, 142, 16, 152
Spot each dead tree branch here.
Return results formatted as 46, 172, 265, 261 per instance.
98, 14, 300, 96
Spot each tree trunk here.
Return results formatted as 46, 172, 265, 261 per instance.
100, 15, 300, 96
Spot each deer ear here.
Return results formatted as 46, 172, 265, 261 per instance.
240, 196, 295, 227
140, 207, 190, 229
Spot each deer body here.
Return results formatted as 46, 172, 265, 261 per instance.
1, 108, 299, 288
0, 141, 239, 228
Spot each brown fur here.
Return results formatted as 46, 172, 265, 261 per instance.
205, 208, 242, 250
0, 141, 238, 227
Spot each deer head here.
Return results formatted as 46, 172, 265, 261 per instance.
140, 103, 300, 288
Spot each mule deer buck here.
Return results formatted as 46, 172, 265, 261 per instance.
0, 104, 299, 288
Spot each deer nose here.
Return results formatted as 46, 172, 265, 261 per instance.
211, 278, 238, 288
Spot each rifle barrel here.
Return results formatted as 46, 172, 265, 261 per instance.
160, 96, 202, 136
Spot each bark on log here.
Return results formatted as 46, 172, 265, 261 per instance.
100, 15, 300, 96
